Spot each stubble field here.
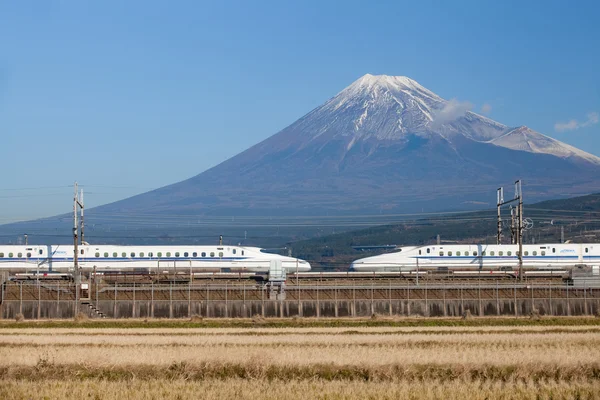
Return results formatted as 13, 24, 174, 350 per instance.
0, 320, 599, 399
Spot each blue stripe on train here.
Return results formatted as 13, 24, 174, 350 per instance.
0, 257, 251, 262
413, 255, 600, 260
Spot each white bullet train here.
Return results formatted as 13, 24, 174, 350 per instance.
350, 243, 599, 272
0, 244, 311, 274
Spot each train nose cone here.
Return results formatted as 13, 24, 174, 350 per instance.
294, 260, 312, 272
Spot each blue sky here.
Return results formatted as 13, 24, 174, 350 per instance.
1, 0, 599, 222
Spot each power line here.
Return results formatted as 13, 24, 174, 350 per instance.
0, 185, 73, 192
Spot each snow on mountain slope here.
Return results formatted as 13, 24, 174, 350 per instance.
306, 74, 599, 165
489, 126, 600, 165
266, 74, 596, 166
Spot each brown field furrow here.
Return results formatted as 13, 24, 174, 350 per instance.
1, 362, 600, 381
1, 378, 599, 400
0, 330, 598, 345
2, 324, 600, 336
1, 340, 599, 350
1, 343, 599, 367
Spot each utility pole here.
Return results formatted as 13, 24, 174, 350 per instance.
416, 258, 419, 286
73, 183, 79, 274
496, 180, 524, 281
560, 226, 565, 244
72, 182, 85, 313
516, 180, 524, 281
290, 248, 299, 286
510, 206, 516, 244
73, 183, 80, 313
79, 188, 85, 245
497, 188, 504, 244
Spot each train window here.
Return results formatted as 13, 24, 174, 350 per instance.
184, 252, 189, 257
157, 252, 162, 258
81, 249, 84, 255
426, 248, 430, 254
524, 251, 529, 256
419, 250, 422, 255
533, 251, 537, 256
95, 252, 100, 258
507, 251, 512, 256
27, 252, 31, 258
219, 252, 224, 258
233, 249, 237, 255
552, 248, 556, 253
39, 249, 43, 255
9, 252, 13, 257
104, 252, 109, 257
490, 251, 494, 256
242, 250, 244, 256
541, 251, 546, 256
585, 248, 589, 253
499, 251, 504, 256
175, 252, 180, 257
0, 253, 3, 257
448, 251, 453, 256
130, 252, 135, 258
201, 252, 206, 257
439, 251, 444, 256
516, 251, 520, 257
122, 252, 126, 257
140, 252, 145, 257
113, 252, 117, 257
210, 252, 215, 257
473, 251, 477, 256
166, 252, 171, 257
482, 251, 486, 256
148, 252, 153, 258
18, 252, 23, 258
193, 252, 197, 257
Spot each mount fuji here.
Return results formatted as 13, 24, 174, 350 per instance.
25, 75, 600, 222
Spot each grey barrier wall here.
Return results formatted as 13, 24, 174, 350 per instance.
1, 281, 599, 319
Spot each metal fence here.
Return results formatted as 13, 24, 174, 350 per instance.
1, 279, 599, 319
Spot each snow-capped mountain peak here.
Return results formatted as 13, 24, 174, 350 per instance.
297, 74, 507, 144
304, 74, 446, 142
347, 74, 443, 101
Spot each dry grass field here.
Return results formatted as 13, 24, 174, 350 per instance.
0, 320, 599, 399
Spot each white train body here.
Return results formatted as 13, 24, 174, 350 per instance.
0, 244, 311, 274
351, 243, 599, 272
